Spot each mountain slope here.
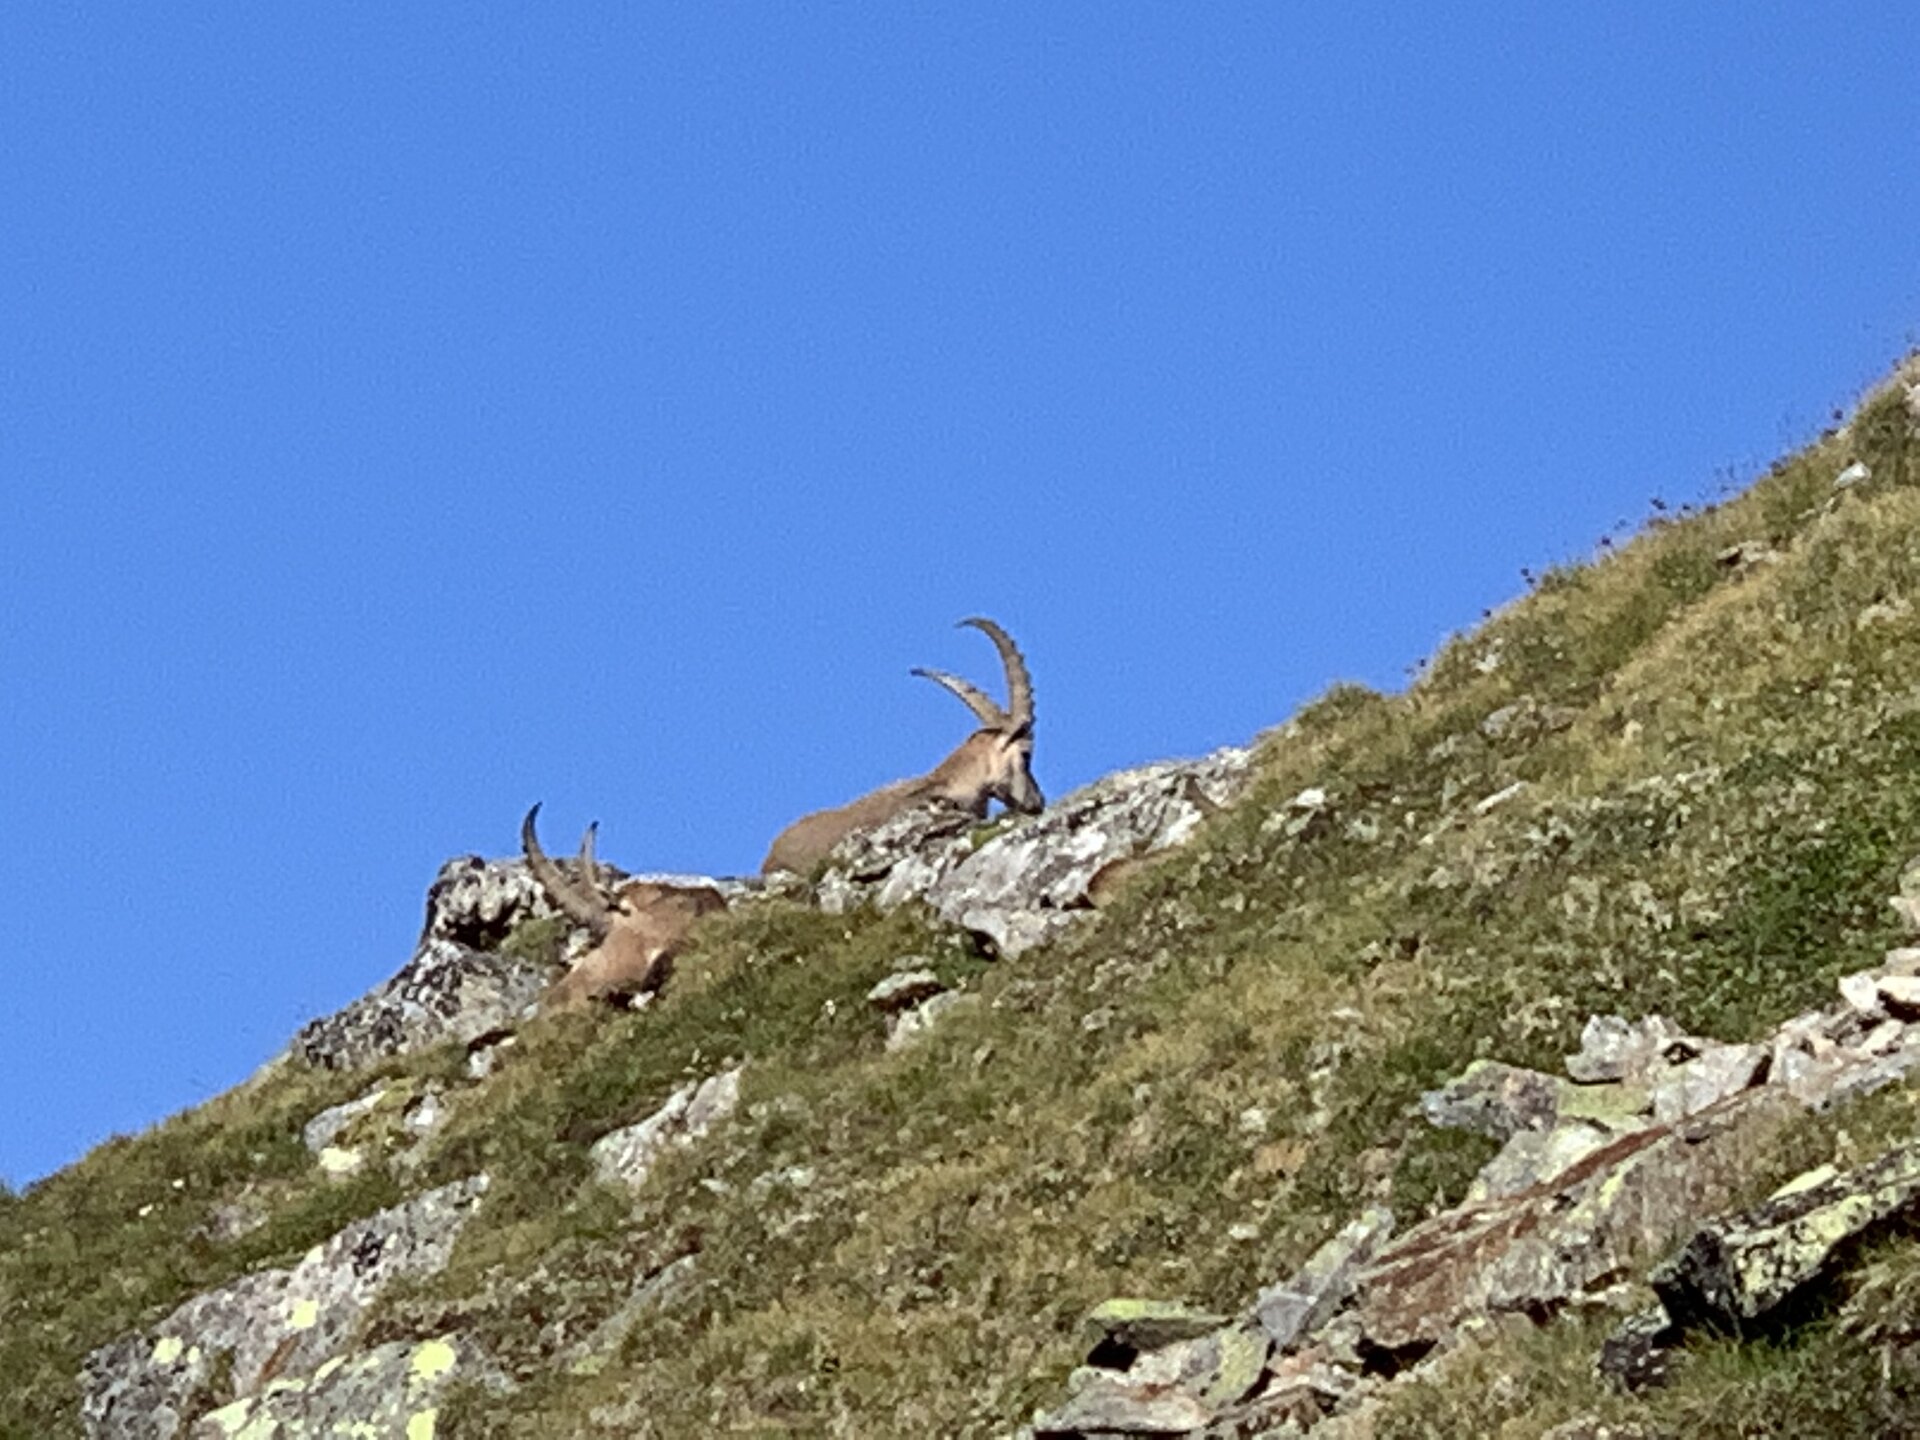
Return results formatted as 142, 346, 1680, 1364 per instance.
5, 359, 1920, 1438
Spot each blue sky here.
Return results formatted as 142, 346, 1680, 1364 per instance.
4, 6, 1916, 1186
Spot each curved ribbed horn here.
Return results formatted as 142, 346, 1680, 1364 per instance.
960, 617, 1033, 731
577, 820, 601, 897
520, 803, 611, 938
910, 666, 1007, 729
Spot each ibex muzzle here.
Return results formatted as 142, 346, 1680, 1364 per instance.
760, 617, 1043, 875
521, 804, 727, 1009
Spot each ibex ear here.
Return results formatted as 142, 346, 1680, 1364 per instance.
1004, 720, 1033, 743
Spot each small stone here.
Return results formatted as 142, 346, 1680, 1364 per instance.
866, 969, 946, 1014
1839, 970, 1886, 1016
316, 1146, 365, 1178
1834, 460, 1871, 488
1596, 1303, 1679, 1391
1885, 947, 1920, 976
1878, 975, 1920, 1018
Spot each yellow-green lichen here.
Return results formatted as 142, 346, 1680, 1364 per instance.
411, 1337, 458, 1381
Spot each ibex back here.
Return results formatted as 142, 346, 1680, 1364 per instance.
760, 617, 1043, 875
520, 804, 728, 1009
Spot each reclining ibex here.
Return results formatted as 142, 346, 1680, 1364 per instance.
760, 617, 1044, 875
520, 804, 728, 1008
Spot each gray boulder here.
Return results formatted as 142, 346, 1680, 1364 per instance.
589, 1068, 744, 1191
290, 939, 551, 1071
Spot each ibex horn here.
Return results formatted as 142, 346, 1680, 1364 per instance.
520, 803, 612, 938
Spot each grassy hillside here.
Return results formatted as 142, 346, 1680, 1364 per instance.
4, 361, 1919, 1437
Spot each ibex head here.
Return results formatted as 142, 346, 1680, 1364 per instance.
760, 617, 1043, 875
911, 616, 1044, 817
520, 803, 727, 1008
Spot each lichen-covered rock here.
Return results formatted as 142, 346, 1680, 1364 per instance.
1083, 1299, 1233, 1357
188, 1334, 492, 1439
589, 1068, 743, 1190
82, 1177, 489, 1439
289, 940, 551, 1071
1350, 1086, 1802, 1359
1653, 1141, 1920, 1331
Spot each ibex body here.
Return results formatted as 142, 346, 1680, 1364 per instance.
760, 617, 1043, 875
521, 805, 727, 1009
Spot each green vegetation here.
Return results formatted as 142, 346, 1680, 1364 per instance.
3, 363, 1918, 1435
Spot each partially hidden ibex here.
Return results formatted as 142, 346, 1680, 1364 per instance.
520, 804, 728, 1008
760, 617, 1044, 875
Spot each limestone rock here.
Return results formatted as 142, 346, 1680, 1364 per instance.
81, 1177, 489, 1439
1032, 1380, 1213, 1437
1648, 1043, 1768, 1124
1877, 975, 1920, 1018
1255, 1207, 1395, 1351
289, 939, 551, 1071
421, 852, 750, 952
589, 1068, 743, 1190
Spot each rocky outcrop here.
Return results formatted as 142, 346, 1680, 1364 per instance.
289, 939, 551, 1071
81, 1176, 489, 1439
1016, 879, 1920, 1435
819, 746, 1256, 955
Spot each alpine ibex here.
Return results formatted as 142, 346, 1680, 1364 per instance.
760, 617, 1044, 875
520, 804, 728, 1009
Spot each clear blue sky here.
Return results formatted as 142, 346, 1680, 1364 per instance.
4, 6, 1916, 1186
